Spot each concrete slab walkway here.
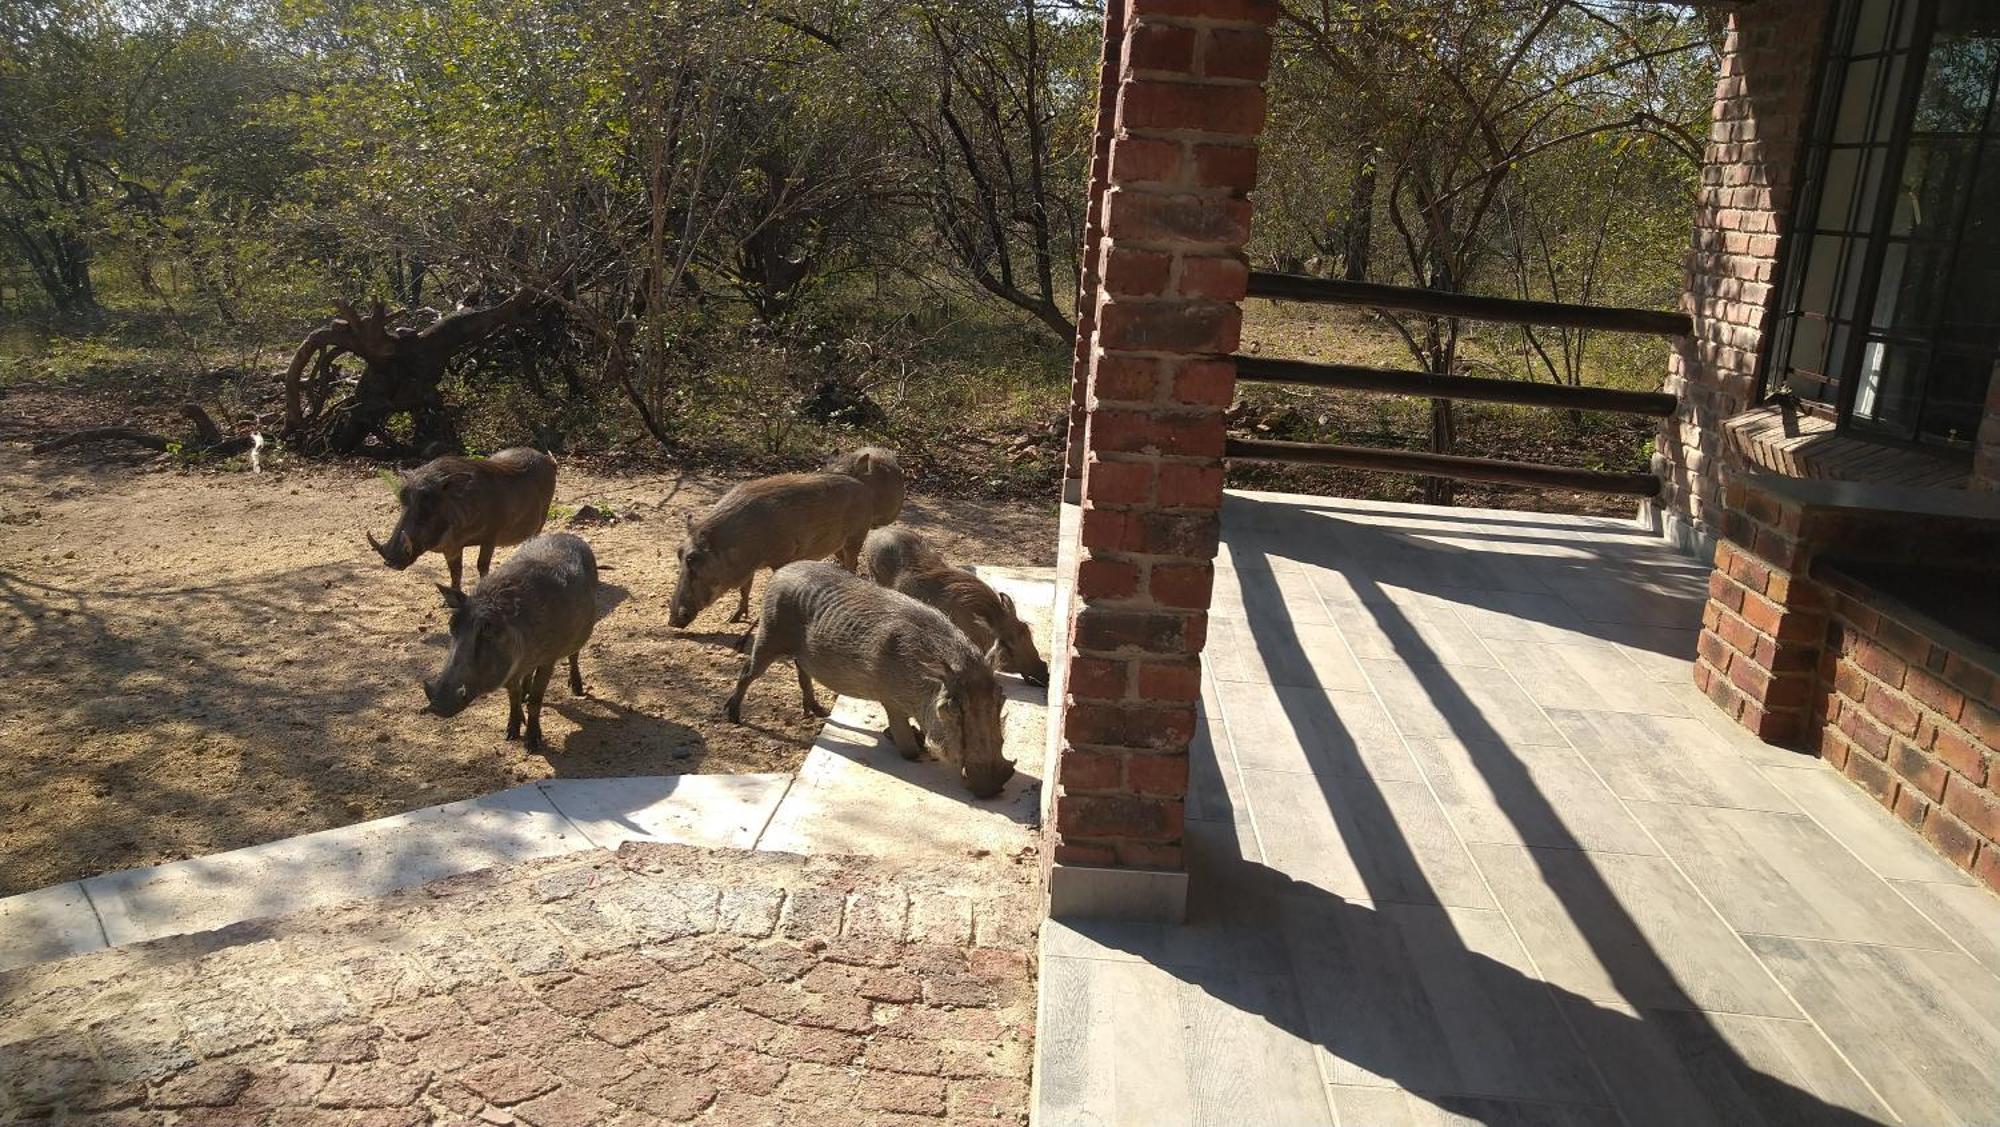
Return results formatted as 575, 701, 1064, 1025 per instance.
1035, 491, 2000, 1127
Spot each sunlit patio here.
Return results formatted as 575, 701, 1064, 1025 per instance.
1035, 491, 2000, 1126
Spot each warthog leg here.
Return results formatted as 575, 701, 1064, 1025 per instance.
728, 579, 752, 623
885, 709, 924, 760
477, 543, 495, 577
524, 663, 555, 751
447, 550, 464, 592
505, 681, 525, 740
568, 653, 585, 697
725, 628, 784, 723
795, 659, 828, 718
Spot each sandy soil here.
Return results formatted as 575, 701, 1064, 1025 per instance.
0, 429, 1058, 896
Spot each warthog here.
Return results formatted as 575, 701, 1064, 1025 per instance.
825, 446, 905, 527
725, 561, 1014, 798
424, 532, 598, 751
862, 526, 1048, 686
668, 449, 903, 628
369, 447, 557, 590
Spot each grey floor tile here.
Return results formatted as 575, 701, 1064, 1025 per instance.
1034, 953, 1330, 1127
1627, 801, 1955, 950
1206, 617, 1368, 690
1281, 896, 1610, 1106
1549, 710, 1794, 811
1440, 589, 1601, 646
1747, 933, 2000, 1124
1360, 660, 1565, 747
1558, 999, 1893, 1127
1758, 762, 1977, 885
1213, 680, 1417, 781
1653, 681, 1823, 769
1550, 573, 1708, 628
1404, 737, 1661, 855
1330, 599, 1501, 667
1595, 623, 1700, 684
1210, 565, 1333, 624
1187, 673, 1251, 826
1887, 879, 2000, 977
1242, 769, 1494, 908
1467, 843, 1801, 1017
1326, 1086, 1620, 1127
1500, 642, 1694, 716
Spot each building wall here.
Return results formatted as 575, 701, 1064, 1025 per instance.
1813, 588, 2000, 893
1655, 0, 1828, 555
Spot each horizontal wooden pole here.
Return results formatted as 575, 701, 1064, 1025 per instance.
1224, 437, 1663, 498
1235, 356, 1678, 417
1246, 272, 1692, 338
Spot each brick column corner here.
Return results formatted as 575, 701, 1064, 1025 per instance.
1046, 0, 1274, 923
1695, 478, 1826, 743
1063, 0, 1128, 504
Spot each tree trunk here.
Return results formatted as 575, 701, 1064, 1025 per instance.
1342, 145, 1377, 282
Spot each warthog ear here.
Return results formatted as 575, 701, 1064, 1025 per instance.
436, 584, 467, 611
996, 591, 1017, 617
682, 512, 697, 537
442, 471, 474, 490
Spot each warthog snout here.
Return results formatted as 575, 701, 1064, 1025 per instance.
368, 529, 418, 570
423, 678, 472, 717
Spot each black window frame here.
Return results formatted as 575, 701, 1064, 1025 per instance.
1760, 0, 2000, 452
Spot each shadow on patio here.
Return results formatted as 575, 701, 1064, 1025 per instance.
1038, 492, 2000, 1126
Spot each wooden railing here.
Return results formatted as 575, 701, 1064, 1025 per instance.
1230, 271, 1687, 498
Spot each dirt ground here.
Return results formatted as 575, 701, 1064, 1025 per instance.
0, 405, 1058, 897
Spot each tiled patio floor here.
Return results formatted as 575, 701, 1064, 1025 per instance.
1038, 491, 2000, 1126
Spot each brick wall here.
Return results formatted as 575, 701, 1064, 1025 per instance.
1814, 588, 2000, 892
1694, 479, 1826, 742
1654, 0, 1827, 555
1050, 0, 1274, 900
1975, 363, 2000, 492
1064, 0, 1128, 497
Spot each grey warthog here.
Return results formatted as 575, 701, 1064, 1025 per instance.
369, 446, 557, 590
862, 526, 1048, 686
424, 532, 598, 751
824, 445, 905, 526
668, 450, 903, 628
725, 561, 1014, 798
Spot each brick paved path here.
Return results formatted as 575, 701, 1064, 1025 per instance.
0, 844, 1038, 1125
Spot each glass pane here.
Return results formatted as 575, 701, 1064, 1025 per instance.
1916, 350, 1993, 443
1851, 339, 1927, 434
1821, 147, 1862, 222
1912, 351, 1992, 445
1852, 0, 1896, 54
1940, 255, 2000, 344
1914, 30, 1997, 132
1835, 58, 1884, 142
1800, 234, 1845, 312
1790, 315, 1832, 377
1968, 149, 2000, 243
1893, 137, 1979, 240
1875, 240, 1956, 334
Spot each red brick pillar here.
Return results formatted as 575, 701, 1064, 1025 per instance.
1063, 0, 1128, 502
1048, 0, 1273, 921
1695, 480, 1826, 743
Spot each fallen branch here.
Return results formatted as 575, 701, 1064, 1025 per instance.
33, 402, 257, 458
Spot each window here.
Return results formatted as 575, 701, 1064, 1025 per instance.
1764, 0, 2000, 450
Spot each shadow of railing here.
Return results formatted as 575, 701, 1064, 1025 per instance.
1068, 497, 1889, 1124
